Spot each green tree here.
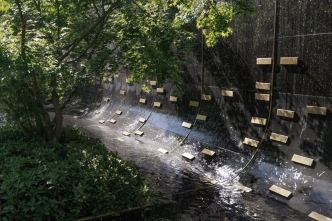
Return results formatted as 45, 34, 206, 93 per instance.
0, 0, 250, 141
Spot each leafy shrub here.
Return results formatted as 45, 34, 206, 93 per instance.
0, 126, 154, 220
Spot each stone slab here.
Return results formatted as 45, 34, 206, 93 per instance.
221, 90, 234, 97
280, 57, 298, 65
182, 153, 195, 160
169, 96, 178, 102
201, 148, 215, 156
255, 93, 270, 101
243, 138, 259, 148
116, 110, 122, 115
135, 130, 144, 136
154, 102, 161, 107
157, 148, 169, 154
256, 82, 271, 90
196, 114, 207, 121
189, 101, 199, 107
122, 131, 130, 136
182, 122, 192, 129
270, 132, 288, 143
139, 117, 146, 123
139, 98, 147, 104
234, 183, 252, 193
201, 94, 212, 101
276, 109, 295, 118
307, 106, 327, 115
269, 185, 292, 198
157, 88, 164, 93
308, 212, 332, 221
251, 117, 267, 125
256, 58, 272, 65
292, 154, 314, 167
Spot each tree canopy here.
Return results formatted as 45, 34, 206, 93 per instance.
0, 0, 251, 141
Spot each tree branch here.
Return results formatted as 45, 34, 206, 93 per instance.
15, 0, 27, 63
57, 0, 120, 65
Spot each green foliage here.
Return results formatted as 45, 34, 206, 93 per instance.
0, 126, 154, 220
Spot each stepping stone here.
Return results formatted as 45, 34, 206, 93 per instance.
243, 137, 259, 148
234, 183, 252, 193
201, 94, 212, 101
139, 117, 146, 123
201, 148, 215, 156
134, 130, 144, 136
270, 132, 288, 143
255, 93, 270, 101
157, 148, 168, 154
307, 106, 327, 115
117, 138, 124, 142
256, 57, 272, 65
221, 90, 234, 97
169, 96, 178, 102
99, 120, 105, 124
154, 102, 161, 107
255, 82, 271, 90
116, 110, 122, 115
182, 153, 195, 160
122, 132, 130, 136
276, 109, 295, 118
95, 103, 101, 107
196, 114, 207, 121
103, 97, 110, 102
120, 90, 125, 95
280, 57, 298, 65
251, 117, 267, 125
157, 87, 164, 93
150, 80, 157, 86
139, 98, 147, 104
269, 185, 292, 198
95, 110, 100, 114
291, 154, 314, 167
189, 101, 199, 107
182, 122, 192, 129
308, 211, 332, 221
109, 119, 117, 124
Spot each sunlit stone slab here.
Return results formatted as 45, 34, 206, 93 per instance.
255, 82, 271, 90
95, 103, 101, 107
292, 154, 314, 167
150, 80, 157, 86
269, 185, 292, 198
116, 110, 122, 115
201, 148, 215, 156
157, 148, 168, 154
109, 119, 117, 124
157, 87, 164, 93
307, 106, 327, 115
139, 117, 146, 123
280, 57, 298, 65
196, 114, 207, 121
270, 132, 288, 143
107, 77, 113, 82
276, 109, 295, 118
201, 94, 212, 101
103, 97, 110, 102
99, 120, 105, 124
135, 130, 144, 136
251, 117, 267, 125
154, 102, 161, 107
182, 153, 195, 160
117, 138, 124, 142
189, 101, 199, 107
234, 183, 252, 193
182, 122, 192, 129
95, 110, 100, 114
256, 58, 272, 65
139, 98, 147, 104
169, 96, 178, 102
308, 211, 332, 221
255, 93, 270, 101
243, 138, 259, 148
120, 90, 125, 95
221, 90, 234, 97
122, 132, 130, 136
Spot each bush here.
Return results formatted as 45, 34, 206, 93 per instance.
0, 126, 154, 220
